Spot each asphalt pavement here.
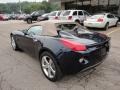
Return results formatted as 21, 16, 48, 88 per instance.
0, 20, 120, 90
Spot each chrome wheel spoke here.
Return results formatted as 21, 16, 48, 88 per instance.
42, 64, 48, 69
48, 68, 52, 78
50, 66, 55, 75
49, 59, 56, 75
49, 59, 53, 65
42, 56, 49, 65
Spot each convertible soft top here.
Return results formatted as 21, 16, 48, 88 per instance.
32, 20, 76, 36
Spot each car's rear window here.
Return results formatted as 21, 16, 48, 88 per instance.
91, 15, 105, 18
42, 14, 48, 17
58, 12, 61, 16
63, 11, 71, 16
49, 12, 57, 16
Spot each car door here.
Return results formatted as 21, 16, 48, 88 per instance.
78, 11, 84, 22
20, 25, 43, 56
112, 14, 118, 25
72, 11, 78, 20
107, 14, 116, 26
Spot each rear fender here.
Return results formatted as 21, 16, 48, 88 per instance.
36, 36, 64, 60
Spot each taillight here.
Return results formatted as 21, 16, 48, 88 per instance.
55, 16, 58, 20
60, 38, 87, 51
97, 18, 103, 22
0, 16, 3, 20
68, 16, 72, 20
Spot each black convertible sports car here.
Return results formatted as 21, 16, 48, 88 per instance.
10, 20, 110, 82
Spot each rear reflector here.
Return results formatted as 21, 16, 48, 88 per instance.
60, 38, 87, 51
55, 16, 58, 20
97, 18, 103, 22
68, 16, 72, 20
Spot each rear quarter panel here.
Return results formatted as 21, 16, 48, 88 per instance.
35, 36, 67, 60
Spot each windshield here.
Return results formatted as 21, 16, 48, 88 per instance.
63, 11, 70, 16
57, 24, 77, 31
31, 12, 36, 15
49, 12, 57, 16
42, 14, 48, 17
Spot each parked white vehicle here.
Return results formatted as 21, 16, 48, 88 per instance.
84, 13, 119, 30
60, 10, 90, 24
17, 14, 26, 20
49, 11, 63, 20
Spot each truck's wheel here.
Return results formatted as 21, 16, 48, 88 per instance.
27, 19, 32, 24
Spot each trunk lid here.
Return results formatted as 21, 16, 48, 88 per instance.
66, 37, 97, 45
86, 15, 105, 22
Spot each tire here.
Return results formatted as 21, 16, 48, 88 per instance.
27, 19, 32, 24
40, 51, 63, 82
115, 21, 118, 27
75, 20, 81, 25
11, 35, 19, 51
104, 23, 109, 30
86, 27, 90, 29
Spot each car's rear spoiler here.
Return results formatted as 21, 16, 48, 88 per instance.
87, 37, 111, 48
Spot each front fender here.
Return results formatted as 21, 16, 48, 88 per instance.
11, 31, 24, 36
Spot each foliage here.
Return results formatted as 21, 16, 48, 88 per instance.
0, 1, 60, 14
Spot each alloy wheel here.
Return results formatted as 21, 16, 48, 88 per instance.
27, 19, 32, 24
41, 56, 56, 79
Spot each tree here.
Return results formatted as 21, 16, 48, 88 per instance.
0, 1, 60, 14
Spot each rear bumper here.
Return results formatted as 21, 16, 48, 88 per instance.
84, 21, 106, 28
57, 41, 110, 74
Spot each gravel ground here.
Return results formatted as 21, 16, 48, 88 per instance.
0, 20, 120, 90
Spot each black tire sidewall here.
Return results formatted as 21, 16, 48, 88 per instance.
115, 21, 118, 27
39, 51, 62, 82
75, 20, 81, 24
27, 19, 32, 24
104, 23, 109, 30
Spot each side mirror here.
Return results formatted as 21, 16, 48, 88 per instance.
22, 29, 28, 35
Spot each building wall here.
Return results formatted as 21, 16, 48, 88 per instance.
49, 0, 120, 15
91, 0, 119, 5
60, 0, 119, 6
